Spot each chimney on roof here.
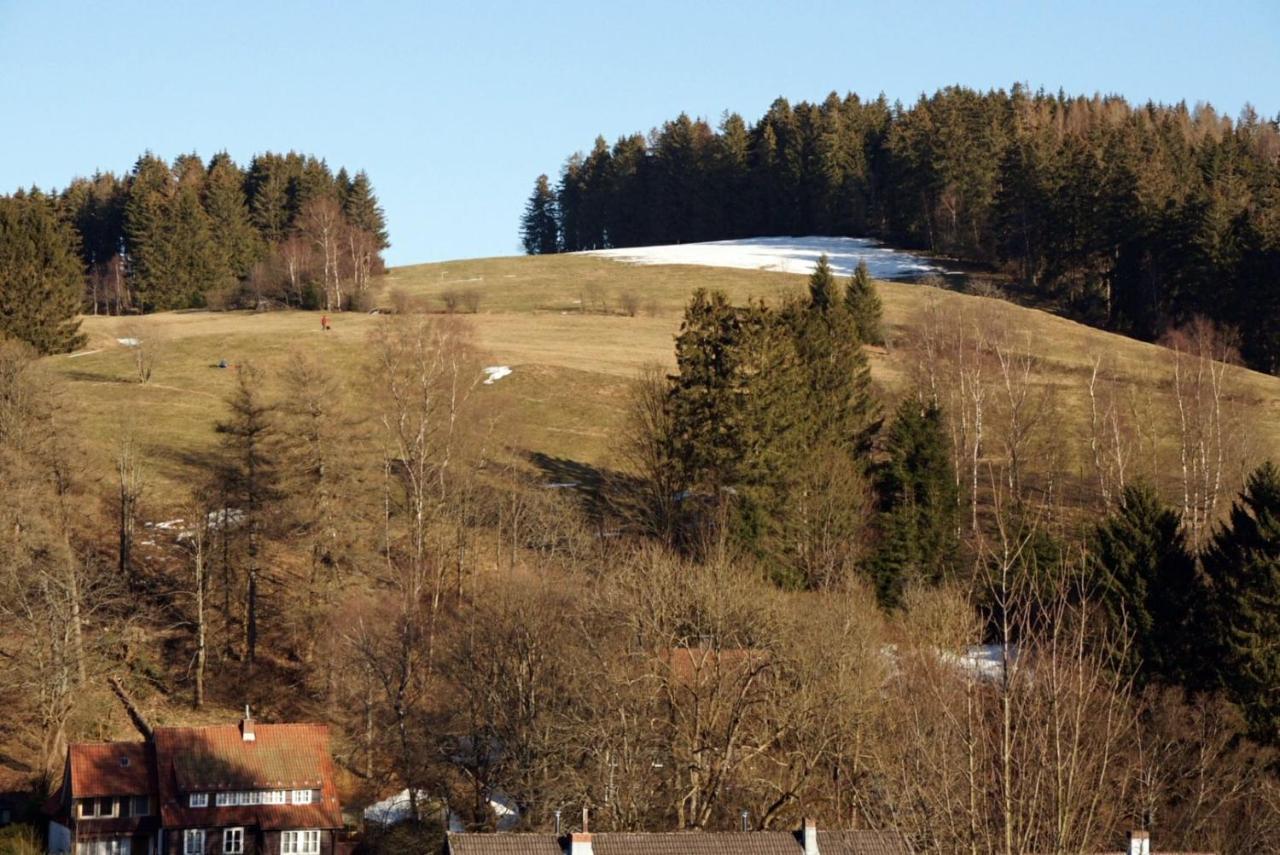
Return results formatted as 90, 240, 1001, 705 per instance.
1127, 830, 1151, 855
569, 807, 591, 855
803, 817, 819, 855
241, 705, 256, 742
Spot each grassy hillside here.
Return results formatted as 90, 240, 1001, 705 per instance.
48, 253, 1280, 511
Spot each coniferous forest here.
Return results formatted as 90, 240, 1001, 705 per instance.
525, 85, 1280, 374
0, 151, 388, 353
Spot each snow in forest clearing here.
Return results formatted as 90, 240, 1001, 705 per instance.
584, 236, 955, 279
483, 365, 512, 384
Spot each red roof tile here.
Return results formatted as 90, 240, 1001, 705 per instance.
68, 742, 155, 798
154, 723, 342, 831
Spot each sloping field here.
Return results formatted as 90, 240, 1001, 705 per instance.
48, 245, 1280, 511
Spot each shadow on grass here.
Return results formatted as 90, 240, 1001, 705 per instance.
527, 452, 644, 526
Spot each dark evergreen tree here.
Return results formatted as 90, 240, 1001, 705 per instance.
342, 170, 390, 250
0, 192, 86, 353
521, 175, 559, 255
123, 152, 176, 310
807, 253, 835, 311
869, 398, 958, 608
844, 260, 884, 345
1092, 483, 1200, 684
204, 152, 262, 281
1202, 461, 1280, 743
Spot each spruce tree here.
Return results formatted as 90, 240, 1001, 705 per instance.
808, 253, 835, 311
845, 260, 884, 345
204, 152, 262, 281
342, 170, 390, 250
1203, 461, 1280, 742
870, 398, 958, 608
124, 153, 176, 310
1092, 483, 1200, 684
0, 193, 86, 353
168, 182, 224, 307
521, 175, 559, 255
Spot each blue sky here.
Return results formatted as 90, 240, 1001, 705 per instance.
1, 0, 1276, 266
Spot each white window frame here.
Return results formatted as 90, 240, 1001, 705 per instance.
189, 793, 208, 808
132, 795, 151, 816
290, 789, 313, 805
215, 792, 231, 807
79, 797, 119, 820
183, 829, 206, 855
222, 827, 244, 855
280, 829, 320, 854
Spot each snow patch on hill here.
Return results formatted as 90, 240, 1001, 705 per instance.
584, 236, 955, 279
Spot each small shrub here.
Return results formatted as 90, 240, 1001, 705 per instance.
441, 289, 461, 313
461, 289, 481, 314
618, 291, 639, 317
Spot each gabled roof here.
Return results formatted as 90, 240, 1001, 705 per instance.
153, 723, 327, 791
446, 829, 908, 855
153, 722, 342, 830
68, 742, 155, 798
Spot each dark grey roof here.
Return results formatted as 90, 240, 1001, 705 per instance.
447, 829, 908, 855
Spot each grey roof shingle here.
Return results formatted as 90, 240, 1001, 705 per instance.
447, 829, 908, 855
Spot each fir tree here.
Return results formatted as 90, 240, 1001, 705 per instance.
1203, 461, 1280, 742
870, 398, 958, 608
808, 254, 835, 311
0, 193, 86, 353
123, 152, 176, 310
844, 260, 884, 345
1092, 483, 1200, 684
204, 152, 262, 281
521, 174, 559, 255
342, 170, 390, 250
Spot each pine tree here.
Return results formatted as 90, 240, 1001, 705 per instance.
808, 254, 835, 311
167, 180, 224, 308
342, 170, 390, 250
668, 289, 745, 493
870, 398, 958, 608
0, 193, 86, 353
521, 174, 559, 255
204, 152, 263, 281
1092, 483, 1200, 684
1203, 461, 1280, 742
245, 153, 292, 245
844, 260, 884, 345
124, 153, 176, 310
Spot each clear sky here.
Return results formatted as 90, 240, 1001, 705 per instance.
1, 0, 1277, 267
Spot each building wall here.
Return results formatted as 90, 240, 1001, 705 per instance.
161, 827, 336, 855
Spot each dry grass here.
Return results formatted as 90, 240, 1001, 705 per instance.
47, 254, 1280, 512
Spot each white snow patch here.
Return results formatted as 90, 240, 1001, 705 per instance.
482, 366, 512, 385
941, 644, 1015, 681
584, 236, 955, 280
364, 788, 518, 831
117, 337, 141, 347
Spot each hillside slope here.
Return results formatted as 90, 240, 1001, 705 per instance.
48, 252, 1280, 511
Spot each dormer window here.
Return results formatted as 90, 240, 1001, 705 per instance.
119, 756, 130, 767
290, 789, 313, 805
189, 793, 209, 808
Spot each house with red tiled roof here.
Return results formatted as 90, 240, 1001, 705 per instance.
46, 712, 343, 855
